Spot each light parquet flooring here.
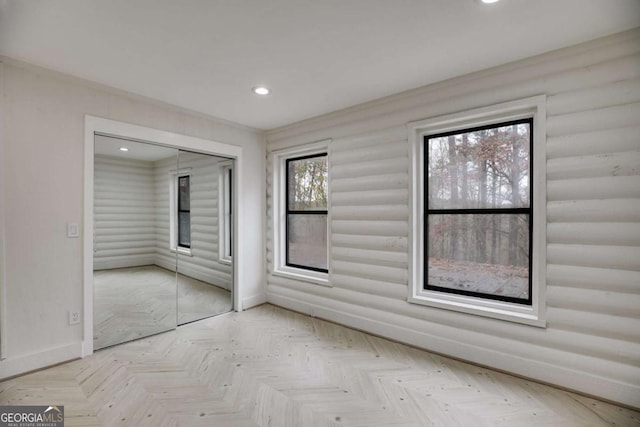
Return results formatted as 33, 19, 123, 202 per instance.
2, 304, 639, 426
94, 266, 232, 349
177, 272, 232, 325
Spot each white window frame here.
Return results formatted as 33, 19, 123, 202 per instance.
169, 168, 192, 256
218, 161, 233, 265
408, 96, 547, 327
271, 140, 331, 286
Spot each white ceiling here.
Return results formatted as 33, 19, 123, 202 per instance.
1, 1, 638, 130
94, 134, 231, 161
94, 135, 177, 161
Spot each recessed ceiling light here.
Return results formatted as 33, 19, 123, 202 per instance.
119, 147, 129, 152
252, 86, 270, 96
480, 0, 500, 3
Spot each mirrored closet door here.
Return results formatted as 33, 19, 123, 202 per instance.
93, 136, 234, 350
176, 150, 233, 324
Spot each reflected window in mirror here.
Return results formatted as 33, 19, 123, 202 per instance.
170, 170, 192, 254
219, 162, 233, 264
178, 175, 191, 248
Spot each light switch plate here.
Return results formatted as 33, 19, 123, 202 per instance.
67, 223, 79, 238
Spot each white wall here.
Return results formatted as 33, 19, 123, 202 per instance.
265, 29, 640, 407
0, 59, 266, 379
94, 155, 156, 270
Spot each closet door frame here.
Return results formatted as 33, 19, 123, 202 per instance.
83, 116, 242, 357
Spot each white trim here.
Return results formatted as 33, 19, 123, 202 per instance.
84, 116, 243, 356
0, 342, 82, 381
0, 61, 6, 359
94, 256, 156, 271
170, 247, 193, 257
242, 292, 268, 310
218, 160, 233, 265
272, 267, 331, 287
271, 140, 331, 286
407, 95, 547, 327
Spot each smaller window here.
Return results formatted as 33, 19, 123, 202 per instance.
271, 141, 330, 286
286, 154, 328, 272
219, 163, 233, 263
177, 175, 191, 248
169, 170, 192, 254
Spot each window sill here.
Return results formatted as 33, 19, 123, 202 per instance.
218, 257, 232, 266
408, 291, 546, 328
273, 266, 330, 287
170, 247, 193, 257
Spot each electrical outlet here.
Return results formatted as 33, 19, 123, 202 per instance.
69, 311, 80, 325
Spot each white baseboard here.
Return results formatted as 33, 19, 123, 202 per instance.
94, 256, 155, 270
178, 264, 231, 290
155, 258, 177, 273
155, 259, 231, 290
242, 293, 267, 310
268, 293, 640, 409
0, 342, 82, 380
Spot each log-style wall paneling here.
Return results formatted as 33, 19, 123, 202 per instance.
94, 153, 231, 290
94, 156, 156, 270
547, 126, 640, 159
265, 29, 640, 408
154, 152, 232, 290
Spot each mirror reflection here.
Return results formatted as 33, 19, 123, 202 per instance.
175, 150, 233, 325
93, 136, 233, 350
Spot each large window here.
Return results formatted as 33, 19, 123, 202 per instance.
425, 119, 532, 304
286, 154, 328, 272
272, 142, 330, 285
408, 96, 546, 326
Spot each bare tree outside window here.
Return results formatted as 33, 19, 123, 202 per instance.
425, 119, 532, 303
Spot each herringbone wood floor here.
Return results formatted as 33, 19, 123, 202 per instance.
94, 266, 232, 349
1, 304, 638, 426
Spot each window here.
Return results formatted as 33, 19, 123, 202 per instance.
219, 162, 233, 263
272, 141, 330, 285
177, 175, 191, 248
286, 154, 328, 272
425, 119, 532, 304
169, 170, 192, 254
408, 96, 546, 326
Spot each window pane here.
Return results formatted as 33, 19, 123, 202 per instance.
287, 214, 327, 270
426, 214, 529, 300
178, 212, 190, 247
226, 168, 233, 257
288, 155, 328, 211
179, 176, 190, 210
427, 122, 530, 209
